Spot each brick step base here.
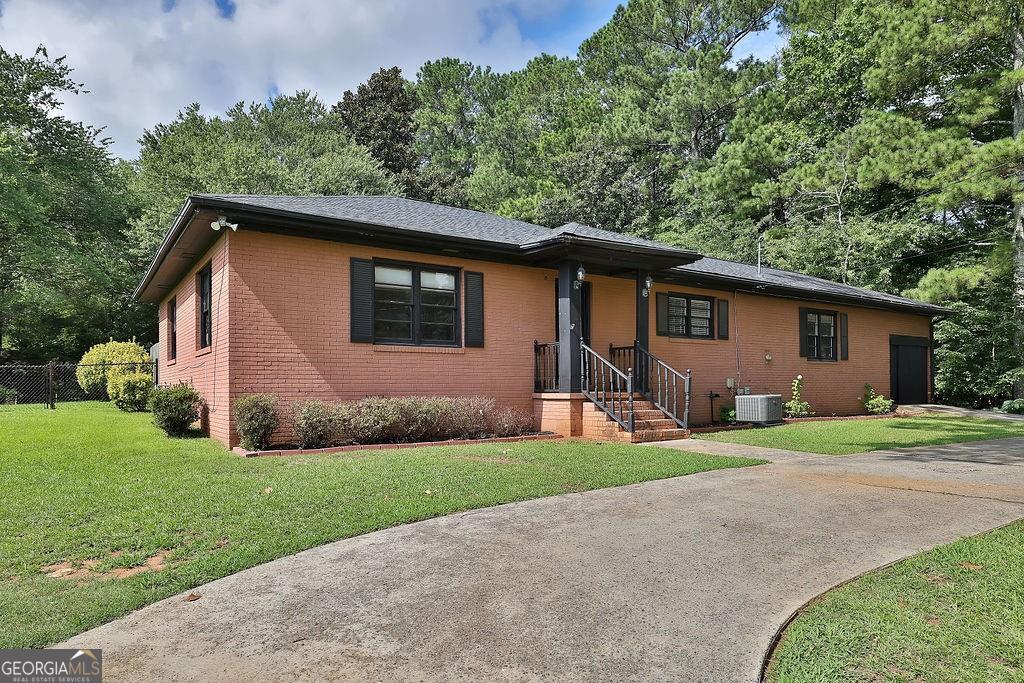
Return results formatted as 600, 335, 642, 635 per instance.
580, 397, 689, 443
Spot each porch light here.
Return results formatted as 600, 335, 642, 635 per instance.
575, 265, 586, 289
642, 274, 653, 298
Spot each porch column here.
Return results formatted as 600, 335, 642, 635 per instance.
557, 260, 583, 392
635, 269, 651, 393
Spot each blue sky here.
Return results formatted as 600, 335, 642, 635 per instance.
0, 0, 786, 159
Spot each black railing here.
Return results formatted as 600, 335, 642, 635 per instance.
633, 342, 691, 429
581, 342, 634, 431
608, 341, 692, 429
533, 341, 559, 392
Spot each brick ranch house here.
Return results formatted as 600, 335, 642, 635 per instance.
135, 194, 946, 448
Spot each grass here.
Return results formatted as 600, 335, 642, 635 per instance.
0, 401, 762, 648
767, 521, 1024, 682
697, 415, 1024, 455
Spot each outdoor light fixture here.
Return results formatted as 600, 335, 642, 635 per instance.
575, 265, 586, 289
211, 215, 239, 232
642, 274, 654, 298
764, 351, 773, 363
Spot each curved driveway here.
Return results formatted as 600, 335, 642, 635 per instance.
63, 438, 1024, 682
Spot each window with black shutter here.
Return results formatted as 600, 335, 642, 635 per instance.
197, 264, 212, 349
805, 309, 837, 361
656, 293, 715, 339
167, 297, 177, 361
373, 262, 460, 346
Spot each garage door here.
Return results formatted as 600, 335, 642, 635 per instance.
890, 335, 930, 404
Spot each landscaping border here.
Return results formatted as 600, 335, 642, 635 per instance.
231, 432, 562, 457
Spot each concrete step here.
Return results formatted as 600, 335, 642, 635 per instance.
630, 428, 691, 443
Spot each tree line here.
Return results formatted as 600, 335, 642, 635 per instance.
1, 0, 1021, 407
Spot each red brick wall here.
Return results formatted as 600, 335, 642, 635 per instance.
158, 233, 232, 444
225, 230, 556, 446
647, 285, 931, 425
156, 228, 933, 445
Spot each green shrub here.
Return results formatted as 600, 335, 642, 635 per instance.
719, 405, 737, 424
108, 371, 153, 412
862, 384, 895, 415
292, 399, 337, 449
77, 340, 150, 399
234, 393, 280, 451
1000, 399, 1024, 415
334, 395, 504, 445
489, 406, 535, 437
783, 375, 812, 418
149, 384, 202, 436
0, 386, 16, 405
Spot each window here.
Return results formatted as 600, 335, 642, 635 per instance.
197, 264, 212, 349
167, 298, 177, 361
373, 263, 459, 345
659, 293, 714, 339
806, 310, 837, 361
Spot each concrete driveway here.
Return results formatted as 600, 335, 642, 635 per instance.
63, 438, 1024, 682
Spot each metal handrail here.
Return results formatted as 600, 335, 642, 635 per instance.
633, 341, 691, 429
581, 341, 634, 432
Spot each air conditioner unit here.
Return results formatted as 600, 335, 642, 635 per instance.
735, 394, 783, 425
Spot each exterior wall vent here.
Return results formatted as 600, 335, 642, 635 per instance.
735, 394, 783, 425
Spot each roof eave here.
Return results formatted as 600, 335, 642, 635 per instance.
665, 269, 948, 316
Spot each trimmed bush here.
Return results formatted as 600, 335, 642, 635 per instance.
333, 395, 517, 445
149, 384, 202, 436
1000, 399, 1024, 415
489, 406, 535, 437
77, 340, 150, 399
234, 393, 279, 451
719, 405, 737, 424
783, 375, 812, 418
108, 371, 153, 412
862, 384, 895, 415
292, 399, 337, 449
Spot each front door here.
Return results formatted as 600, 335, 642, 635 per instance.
890, 336, 929, 404
553, 279, 591, 345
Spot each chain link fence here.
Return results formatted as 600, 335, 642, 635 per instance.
0, 362, 156, 408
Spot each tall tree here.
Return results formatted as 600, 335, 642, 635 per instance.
0, 47, 144, 361
333, 67, 418, 196
133, 91, 402, 258
413, 58, 506, 207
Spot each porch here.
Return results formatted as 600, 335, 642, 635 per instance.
530, 260, 694, 443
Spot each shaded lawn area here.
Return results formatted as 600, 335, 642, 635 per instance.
767, 521, 1024, 682
697, 415, 1024, 455
0, 401, 762, 648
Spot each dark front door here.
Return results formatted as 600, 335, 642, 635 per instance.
890, 336, 929, 404
554, 279, 591, 345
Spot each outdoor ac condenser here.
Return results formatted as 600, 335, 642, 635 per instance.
735, 394, 784, 425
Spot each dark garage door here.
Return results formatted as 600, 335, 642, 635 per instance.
890, 335, 930, 404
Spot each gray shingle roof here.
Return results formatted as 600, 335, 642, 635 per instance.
676, 257, 945, 314
186, 194, 942, 314
197, 194, 553, 246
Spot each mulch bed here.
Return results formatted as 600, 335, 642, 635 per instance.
232, 432, 562, 458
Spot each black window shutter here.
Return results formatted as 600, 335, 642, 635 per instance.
464, 271, 484, 347
717, 299, 729, 339
798, 307, 809, 357
350, 258, 373, 343
656, 292, 669, 336
840, 312, 849, 360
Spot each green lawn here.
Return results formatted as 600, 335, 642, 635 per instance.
0, 401, 761, 648
697, 415, 1024, 455
767, 521, 1024, 682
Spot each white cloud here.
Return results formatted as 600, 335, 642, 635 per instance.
0, 0, 580, 159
